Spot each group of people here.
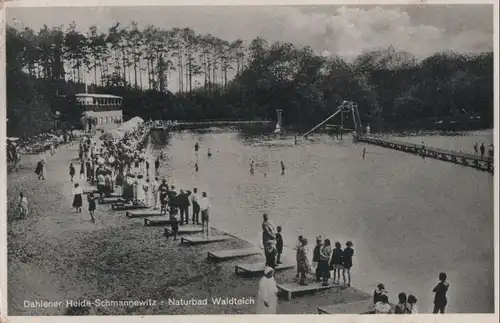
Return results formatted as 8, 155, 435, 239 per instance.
473, 142, 494, 159
260, 213, 354, 287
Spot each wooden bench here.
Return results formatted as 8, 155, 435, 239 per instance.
276, 281, 338, 301
318, 299, 374, 314
113, 203, 149, 211
207, 248, 261, 262
99, 196, 125, 204
235, 261, 295, 276
144, 217, 173, 226
126, 208, 164, 218
164, 224, 203, 235
181, 235, 231, 245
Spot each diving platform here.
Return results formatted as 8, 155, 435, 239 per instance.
234, 261, 295, 276
164, 225, 203, 235
180, 235, 231, 245
277, 281, 338, 301
318, 299, 374, 314
207, 248, 261, 262
125, 208, 164, 218
144, 216, 173, 226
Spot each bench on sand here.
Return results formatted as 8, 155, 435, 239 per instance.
112, 202, 149, 211
99, 196, 125, 204
144, 217, 173, 226
164, 224, 203, 236
277, 281, 339, 301
180, 235, 231, 245
207, 248, 261, 262
235, 261, 295, 276
317, 299, 375, 314
126, 208, 164, 218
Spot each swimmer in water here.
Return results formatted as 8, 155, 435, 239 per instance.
195, 163, 199, 172
280, 161, 285, 175
207, 149, 212, 157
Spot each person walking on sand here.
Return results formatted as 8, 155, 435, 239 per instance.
432, 272, 449, 314
87, 192, 96, 223
342, 241, 354, 287
72, 183, 83, 213
330, 241, 344, 285
17, 192, 28, 218
199, 192, 211, 237
69, 163, 76, 182
35, 158, 46, 180
256, 267, 278, 314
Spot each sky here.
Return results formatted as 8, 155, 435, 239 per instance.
6, 4, 495, 92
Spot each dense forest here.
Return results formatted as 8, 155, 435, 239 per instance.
6, 21, 494, 138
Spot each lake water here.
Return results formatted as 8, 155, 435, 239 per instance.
150, 126, 494, 313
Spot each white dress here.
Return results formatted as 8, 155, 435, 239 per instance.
136, 180, 145, 202
256, 276, 278, 314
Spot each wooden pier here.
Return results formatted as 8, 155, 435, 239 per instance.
358, 135, 494, 173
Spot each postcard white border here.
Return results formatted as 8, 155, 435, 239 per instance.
0, 1, 498, 323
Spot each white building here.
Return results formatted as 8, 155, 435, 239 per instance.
76, 93, 123, 132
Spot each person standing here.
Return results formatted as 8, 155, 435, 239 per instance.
87, 192, 96, 223
297, 238, 310, 286
199, 192, 211, 237
280, 161, 285, 175
79, 160, 85, 180
35, 158, 45, 180
432, 272, 449, 314
169, 208, 180, 240
17, 192, 28, 218
330, 241, 344, 285
151, 177, 159, 210
178, 189, 192, 224
474, 142, 478, 155
488, 144, 494, 159
154, 158, 160, 177
145, 158, 150, 178
191, 188, 200, 224
312, 237, 323, 282
342, 241, 354, 287
320, 239, 332, 286
480, 143, 485, 159
265, 241, 277, 269
294, 235, 304, 279
256, 267, 278, 314
143, 178, 150, 206
261, 213, 276, 248
194, 142, 200, 152
160, 185, 169, 215
275, 226, 284, 265
69, 163, 76, 182
72, 183, 83, 213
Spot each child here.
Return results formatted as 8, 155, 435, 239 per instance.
169, 207, 180, 240
394, 292, 409, 314
313, 237, 323, 282
320, 239, 332, 286
69, 163, 76, 182
265, 240, 277, 269
432, 272, 449, 314
407, 294, 418, 314
294, 235, 304, 279
275, 226, 284, 265
297, 238, 309, 286
330, 241, 344, 284
87, 192, 96, 223
373, 283, 388, 304
342, 241, 354, 287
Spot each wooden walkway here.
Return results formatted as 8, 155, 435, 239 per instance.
358, 135, 494, 173
181, 235, 231, 245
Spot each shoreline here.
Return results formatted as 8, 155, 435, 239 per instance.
7, 132, 371, 315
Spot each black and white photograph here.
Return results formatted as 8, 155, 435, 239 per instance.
2, 0, 498, 318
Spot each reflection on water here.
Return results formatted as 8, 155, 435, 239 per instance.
151, 125, 494, 313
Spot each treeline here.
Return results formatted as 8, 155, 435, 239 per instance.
6, 21, 494, 138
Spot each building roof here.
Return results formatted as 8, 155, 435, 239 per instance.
76, 93, 123, 99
